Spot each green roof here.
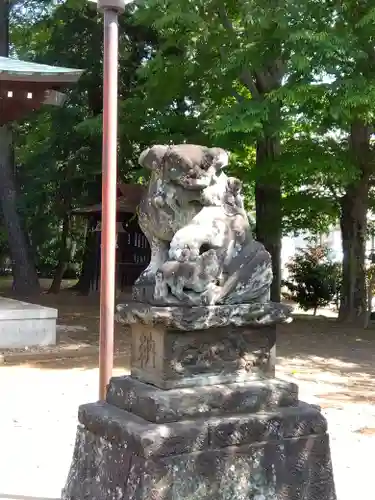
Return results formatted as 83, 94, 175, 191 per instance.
0, 57, 83, 84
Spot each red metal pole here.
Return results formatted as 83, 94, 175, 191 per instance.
99, 8, 119, 400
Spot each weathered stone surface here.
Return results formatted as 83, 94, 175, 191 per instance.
128, 322, 276, 389
134, 144, 232, 305
130, 143, 292, 310
209, 404, 327, 449
63, 413, 336, 500
164, 435, 336, 500
62, 425, 139, 500
164, 436, 335, 500
117, 301, 292, 330
63, 143, 336, 500
78, 402, 209, 458
77, 400, 327, 459
106, 376, 299, 423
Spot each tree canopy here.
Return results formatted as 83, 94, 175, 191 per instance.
1, 0, 375, 321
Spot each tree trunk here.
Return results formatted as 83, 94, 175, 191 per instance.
0, 0, 7, 56
255, 135, 282, 303
364, 270, 374, 329
48, 213, 72, 294
338, 121, 370, 322
71, 218, 96, 295
339, 182, 368, 321
0, 1, 40, 296
216, 8, 285, 302
0, 127, 41, 295
252, 65, 284, 304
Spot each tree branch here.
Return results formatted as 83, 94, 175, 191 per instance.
217, 5, 260, 100
239, 69, 261, 100
217, 4, 234, 32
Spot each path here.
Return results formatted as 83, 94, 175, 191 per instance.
0, 317, 374, 499
278, 319, 375, 500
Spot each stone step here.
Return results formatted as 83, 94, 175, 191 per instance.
78, 400, 327, 459
106, 376, 299, 423
63, 420, 335, 500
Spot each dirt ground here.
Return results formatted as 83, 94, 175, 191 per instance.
0, 280, 132, 358
0, 281, 374, 499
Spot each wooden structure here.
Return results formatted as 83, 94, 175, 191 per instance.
0, 56, 83, 124
0, 56, 82, 295
73, 183, 150, 292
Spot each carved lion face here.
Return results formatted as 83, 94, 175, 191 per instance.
139, 144, 229, 190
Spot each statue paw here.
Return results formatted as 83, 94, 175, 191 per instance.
201, 284, 222, 306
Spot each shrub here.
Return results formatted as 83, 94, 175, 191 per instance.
283, 245, 341, 315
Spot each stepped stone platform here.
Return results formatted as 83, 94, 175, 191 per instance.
62, 316, 336, 500
61, 143, 335, 500
0, 297, 57, 349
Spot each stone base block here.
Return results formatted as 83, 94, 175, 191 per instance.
106, 376, 299, 423
62, 401, 336, 500
117, 301, 293, 330
130, 322, 276, 389
0, 297, 57, 348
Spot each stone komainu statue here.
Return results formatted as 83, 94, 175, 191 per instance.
63, 145, 334, 500
133, 144, 272, 307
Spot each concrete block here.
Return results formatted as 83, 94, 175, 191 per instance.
0, 298, 58, 348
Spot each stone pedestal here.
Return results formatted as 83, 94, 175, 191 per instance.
131, 322, 275, 388
62, 304, 336, 500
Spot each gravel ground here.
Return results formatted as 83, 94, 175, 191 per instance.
280, 371, 375, 500
0, 320, 374, 500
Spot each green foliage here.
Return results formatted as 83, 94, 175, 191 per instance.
283, 245, 342, 313
5, 0, 375, 296
129, 0, 361, 235
8, 1, 159, 273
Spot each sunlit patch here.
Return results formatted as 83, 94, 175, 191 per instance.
355, 427, 375, 435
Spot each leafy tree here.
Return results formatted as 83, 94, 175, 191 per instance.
283, 245, 341, 315
8, 1, 103, 291
10, 0, 166, 293
128, 0, 344, 301
9, 0, 375, 313
277, 0, 375, 322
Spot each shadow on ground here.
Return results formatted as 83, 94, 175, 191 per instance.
12, 353, 130, 371
0, 284, 374, 408
278, 318, 375, 407
3, 317, 373, 409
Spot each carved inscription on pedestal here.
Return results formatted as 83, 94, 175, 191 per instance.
138, 331, 156, 369
131, 324, 164, 384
